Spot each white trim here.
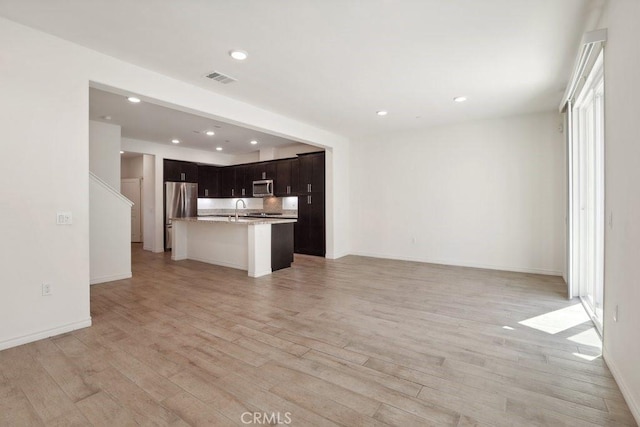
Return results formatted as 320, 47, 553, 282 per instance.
559, 28, 607, 112
326, 251, 350, 260
89, 171, 133, 206
350, 251, 563, 276
90, 272, 132, 285
603, 349, 640, 425
184, 255, 247, 271
0, 318, 92, 351
248, 268, 273, 278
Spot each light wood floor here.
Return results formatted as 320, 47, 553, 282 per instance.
0, 245, 636, 426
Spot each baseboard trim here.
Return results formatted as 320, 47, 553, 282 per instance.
603, 349, 640, 425
326, 251, 350, 260
349, 251, 563, 276
249, 269, 272, 278
0, 318, 92, 351
186, 255, 247, 271
90, 272, 132, 285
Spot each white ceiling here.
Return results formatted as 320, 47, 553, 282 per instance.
0, 1, 600, 138
89, 88, 303, 155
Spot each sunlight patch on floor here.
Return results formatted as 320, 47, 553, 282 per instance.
568, 327, 602, 349
572, 352, 601, 361
518, 303, 590, 334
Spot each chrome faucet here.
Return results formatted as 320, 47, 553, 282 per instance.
235, 199, 246, 221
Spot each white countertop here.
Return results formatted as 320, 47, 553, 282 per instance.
173, 216, 296, 225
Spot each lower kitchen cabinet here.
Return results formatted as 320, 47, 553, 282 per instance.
271, 223, 294, 271
295, 193, 325, 256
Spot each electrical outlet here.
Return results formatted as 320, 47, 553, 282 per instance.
56, 211, 73, 225
42, 283, 52, 296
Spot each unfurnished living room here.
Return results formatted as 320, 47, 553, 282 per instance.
1, 1, 639, 426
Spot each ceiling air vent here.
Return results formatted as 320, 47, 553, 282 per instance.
205, 71, 237, 84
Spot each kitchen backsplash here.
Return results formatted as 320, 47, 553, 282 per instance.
198, 196, 297, 216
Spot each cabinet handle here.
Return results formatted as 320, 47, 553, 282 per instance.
262, 172, 266, 179
309, 195, 312, 204
181, 172, 186, 181
205, 189, 209, 197
287, 185, 290, 194
232, 189, 234, 197
242, 188, 245, 196
309, 184, 312, 192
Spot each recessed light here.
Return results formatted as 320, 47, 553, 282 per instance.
229, 50, 248, 60
453, 96, 467, 103
216, 147, 223, 151
250, 140, 258, 145
127, 96, 141, 103
120, 151, 124, 154
376, 111, 388, 116
171, 139, 180, 144
206, 131, 215, 136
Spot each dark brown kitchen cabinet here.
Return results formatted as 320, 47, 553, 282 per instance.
254, 161, 277, 181
275, 159, 295, 196
271, 223, 294, 271
295, 152, 324, 194
198, 165, 219, 198
295, 193, 325, 256
164, 159, 198, 183
235, 165, 252, 197
219, 167, 236, 197
294, 152, 325, 257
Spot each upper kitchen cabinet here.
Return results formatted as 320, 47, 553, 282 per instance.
164, 159, 198, 183
254, 161, 277, 181
295, 152, 325, 194
275, 158, 296, 196
235, 165, 252, 197
198, 165, 219, 198
219, 167, 236, 197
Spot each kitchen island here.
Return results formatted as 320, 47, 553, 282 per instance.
171, 216, 296, 277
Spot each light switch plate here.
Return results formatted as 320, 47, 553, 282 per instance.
56, 212, 72, 225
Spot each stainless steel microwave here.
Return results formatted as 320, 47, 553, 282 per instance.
252, 180, 274, 197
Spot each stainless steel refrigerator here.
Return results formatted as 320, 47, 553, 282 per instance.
165, 182, 198, 250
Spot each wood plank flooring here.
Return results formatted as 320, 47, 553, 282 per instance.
0, 244, 636, 426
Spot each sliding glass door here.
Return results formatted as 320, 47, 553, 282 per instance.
570, 50, 605, 333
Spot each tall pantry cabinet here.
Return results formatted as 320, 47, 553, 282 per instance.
294, 152, 325, 257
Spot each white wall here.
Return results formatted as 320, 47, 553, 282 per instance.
274, 143, 322, 159
89, 173, 132, 284
220, 143, 322, 166
350, 111, 565, 275
598, 1, 640, 421
230, 152, 260, 164
121, 155, 143, 178
0, 21, 93, 349
89, 120, 121, 190
0, 16, 349, 350
142, 154, 155, 251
